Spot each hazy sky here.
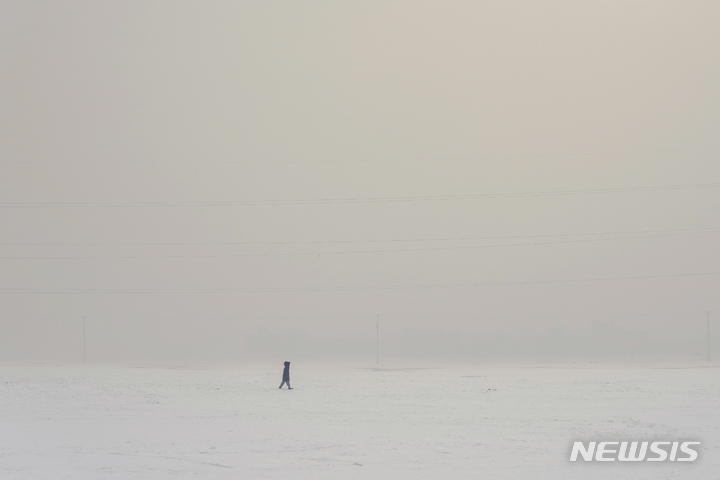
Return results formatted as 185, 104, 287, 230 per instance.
1, 1, 719, 360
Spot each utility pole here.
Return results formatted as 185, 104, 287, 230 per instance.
708, 311, 711, 362
376, 314, 379, 365
83, 316, 86, 363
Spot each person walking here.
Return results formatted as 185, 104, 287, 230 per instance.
279, 361, 292, 389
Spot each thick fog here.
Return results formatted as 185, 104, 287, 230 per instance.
1, 1, 719, 362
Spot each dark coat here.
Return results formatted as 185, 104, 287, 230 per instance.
282, 361, 290, 382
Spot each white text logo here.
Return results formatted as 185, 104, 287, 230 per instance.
569, 441, 700, 462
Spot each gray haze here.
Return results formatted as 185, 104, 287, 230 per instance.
1, 1, 719, 362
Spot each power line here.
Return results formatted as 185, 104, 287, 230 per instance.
1, 226, 717, 247
2, 146, 718, 164
3, 314, 376, 321
385, 310, 714, 320
1, 182, 719, 208
0, 229, 716, 260
6, 310, 712, 322
2, 270, 719, 294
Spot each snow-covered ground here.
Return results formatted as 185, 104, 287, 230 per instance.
1, 358, 718, 479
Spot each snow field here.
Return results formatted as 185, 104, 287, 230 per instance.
1, 360, 718, 479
